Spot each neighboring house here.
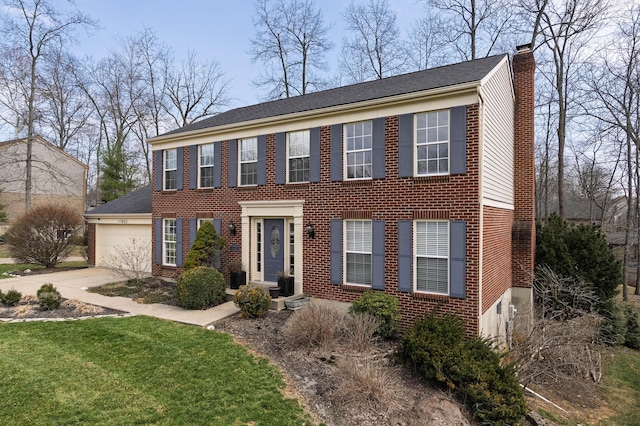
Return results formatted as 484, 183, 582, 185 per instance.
148, 46, 536, 343
0, 136, 88, 225
85, 185, 152, 273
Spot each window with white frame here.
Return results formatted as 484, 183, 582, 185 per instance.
288, 130, 309, 183
240, 137, 257, 185
416, 110, 449, 175
345, 121, 372, 180
199, 143, 214, 188
163, 218, 177, 266
415, 221, 449, 294
197, 218, 214, 230
164, 149, 177, 190
345, 220, 372, 285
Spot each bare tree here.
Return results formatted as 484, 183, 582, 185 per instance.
340, 0, 405, 83
250, 0, 332, 99
586, 5, 640, 299
0, 0, 96, 211
524, 0, 611, 218
165, 51, 230, 128
422, 0, 517, 62
404, 15, 447, 71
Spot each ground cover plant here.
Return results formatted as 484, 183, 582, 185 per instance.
0, 316, 313, 425
87, 277, 175, 304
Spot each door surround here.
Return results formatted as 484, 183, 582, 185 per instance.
239, 200, 305, 292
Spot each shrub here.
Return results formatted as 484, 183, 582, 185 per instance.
623, 303, 640, 350
401, 314, 527, 425
37, 283, 62, 310
283, 303, 348, 349
176, 266, 226, 310
343, 313, 380, 352
183, 221, 226, 271
348, 291, 400, 338
1, 288, 22, 307
5, 204, 82, 268
234, 284, 271, 318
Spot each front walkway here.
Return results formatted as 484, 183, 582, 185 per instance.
0, 267, 239, 327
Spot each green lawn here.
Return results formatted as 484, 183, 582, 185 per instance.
0, 261, 88, 279
0, 316, 314, 425
599, 347, 640, 425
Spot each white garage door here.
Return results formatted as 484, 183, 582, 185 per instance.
95, 224, 152, 273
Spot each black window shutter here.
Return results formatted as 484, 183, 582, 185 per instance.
398, 114, 413, 177
214, 218, 222, 235
397, 220, 413, 292
176, 218, 183, 267
330, 124, 343, 181
372, 118, 386, 179
330, 219, 343, 284
275, 132, 286, 184
154, 218, 162, 264
155, 151, 163, 191
257, 134, 267, 185
176, 147, 184, 190
449, 220, 466, 298
450, 106, 467, 175
189, 218, 197, 248
309, 127, 321, 182
371, 220, 385, 290
228, 139, 237, 187
213, 142, 222, 188
189, 145, 197, 189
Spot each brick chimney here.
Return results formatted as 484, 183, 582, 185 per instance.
512, 44, 535, 290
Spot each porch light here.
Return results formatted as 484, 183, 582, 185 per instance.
306, 222, 315, 239
229, 221, 236, 235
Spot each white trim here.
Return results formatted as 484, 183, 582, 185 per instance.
413, 109, 450, 177
85, 214, 151, 225
198, 143, 215, 188
413, 220, 450, 296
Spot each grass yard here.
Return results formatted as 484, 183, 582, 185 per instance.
0, 261, 88, 279
0, 316, 314, 425
599, 347, 640, 425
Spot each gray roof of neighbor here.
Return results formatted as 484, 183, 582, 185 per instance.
85, 185, 151, 215
163, 54, 507, 136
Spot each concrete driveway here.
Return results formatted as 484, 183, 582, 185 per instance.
0, 267, 239, 327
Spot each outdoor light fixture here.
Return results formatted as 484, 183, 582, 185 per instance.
229, 221, 236, 235
306, 222, 315, 239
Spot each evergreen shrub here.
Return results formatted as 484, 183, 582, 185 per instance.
348, 291, 400, 338
37, 283, 62, 310
176, 266, 226, 310
234, 284, 271, 318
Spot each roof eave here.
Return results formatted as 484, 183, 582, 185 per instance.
148, 81, 481, 146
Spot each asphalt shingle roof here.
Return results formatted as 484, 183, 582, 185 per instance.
85, 185, 151, 215
163, 55, 507, 136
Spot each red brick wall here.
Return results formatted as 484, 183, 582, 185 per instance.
512, 47, 536, 288
153, 104, 484, 335
482, 206, 513, 313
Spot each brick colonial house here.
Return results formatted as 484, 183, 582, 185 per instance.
147, 46, 535, 342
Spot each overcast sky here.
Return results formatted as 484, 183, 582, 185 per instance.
72, 0, 424, 108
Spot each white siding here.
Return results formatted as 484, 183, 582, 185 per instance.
481, 61, 514, 206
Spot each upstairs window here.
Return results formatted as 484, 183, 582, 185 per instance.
240, 137, 257, 185
345, 220, 372, 286
415, 221, 449, 294
288, 130, 310, 183
164, 149, 177, 190
199, 143, 214, 188
416, 110, 449, 175
345, 121, 372, 180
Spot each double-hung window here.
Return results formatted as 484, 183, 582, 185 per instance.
164, 149, 177, 190
345, 220, 372, 286
163, 218, 177, 266
240, 137, 257, 185
416, 110, 449, 175
288, 130, 310, 183
199, 143, 214, 188
345, 121, 372, 180
415, 221, 449, 294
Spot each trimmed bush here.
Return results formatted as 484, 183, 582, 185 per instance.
1, 288, 22, 307
348, 291, 400, 338
5, 204, 82, 268
176, 266, 226, 310
234, 284, 271, 318
37, 283, 62, 310
401, 314, 527, 425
